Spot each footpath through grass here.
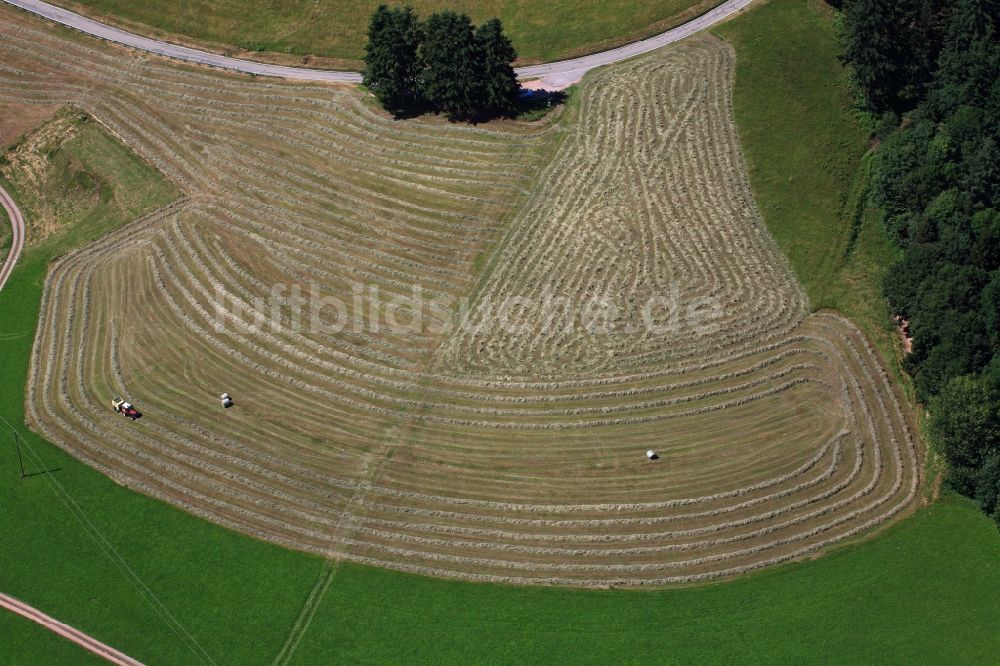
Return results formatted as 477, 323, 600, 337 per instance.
2, 610, 102, 665
45, 0, 721, 67
2, 0, 999, 663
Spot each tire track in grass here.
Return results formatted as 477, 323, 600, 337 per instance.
271, 438, 397, 666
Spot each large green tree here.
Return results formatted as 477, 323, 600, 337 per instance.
928, 0, 1000, 118
842, 0, 909, 112
976, 452, 1000, 527
929, 374, 1000, 496
841, 0, 952, 113
475, 18, 520, 118
363, 5, 423, 114
419, 11, 484, 120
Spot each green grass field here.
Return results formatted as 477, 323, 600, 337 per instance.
2, 611, 102, 665
48, 0, 721, 66
287, 497, 1000, 664
1, 0, 998, 663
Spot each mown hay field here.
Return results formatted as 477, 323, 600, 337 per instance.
0, 5, 920, 587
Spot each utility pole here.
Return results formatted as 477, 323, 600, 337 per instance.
11, 428, 26, 478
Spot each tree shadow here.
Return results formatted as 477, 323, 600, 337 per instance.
22, 467, 61, 479
388, 96, 436, 120
515, 88, 568, 121
386, 88, 568, 124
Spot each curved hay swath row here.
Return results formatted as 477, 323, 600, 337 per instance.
0, 7, 921, 586
436, 40, 808, 378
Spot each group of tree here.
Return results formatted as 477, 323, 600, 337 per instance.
363, 5, 520, 121
841, 0, 1000, 526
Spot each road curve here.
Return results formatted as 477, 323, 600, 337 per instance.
0, 183, 25, 292
0, 592, 146, 665
2, 0, 753, 88
515, 0, 755, 87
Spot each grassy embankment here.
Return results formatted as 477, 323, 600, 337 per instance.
1, 1, 998, 663
48, 0, 722, 67
715, 0, 903, 377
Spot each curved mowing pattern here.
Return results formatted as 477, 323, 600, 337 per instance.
0, 9, 920, 587
438, 38, 807, 377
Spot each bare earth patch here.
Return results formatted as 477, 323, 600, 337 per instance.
893, 315, 914, 354
0, 102, 59, 149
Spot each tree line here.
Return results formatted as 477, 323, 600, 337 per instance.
841, 0, 1000, 525
363, 5, 520, 121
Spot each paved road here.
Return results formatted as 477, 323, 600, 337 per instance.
3, 0, 753, 88
0, 592, 146, 665
515, 0, 755, 87
0, 184, 25, 292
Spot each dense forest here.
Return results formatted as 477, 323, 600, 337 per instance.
840, 0, 1000, 524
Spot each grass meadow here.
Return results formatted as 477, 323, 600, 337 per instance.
715, 0, 905, 380
0, 199, 9, 254
46, 0, 722, 67
0, 0, 997, 663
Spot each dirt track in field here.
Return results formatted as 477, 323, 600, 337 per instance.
0, 5, 921, 587
0, 184, 26, 291
0, 592, 145, 665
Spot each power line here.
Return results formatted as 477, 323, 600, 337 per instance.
0, 413, 216, 665
10, 426, 25, 478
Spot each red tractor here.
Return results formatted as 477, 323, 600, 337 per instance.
111, 396, 141, 420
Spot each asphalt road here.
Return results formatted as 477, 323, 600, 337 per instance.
0, 184, 25, 292
515, 0, 755, 87
2, 0, 753, 88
